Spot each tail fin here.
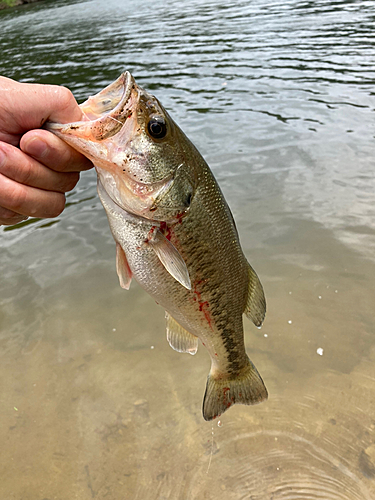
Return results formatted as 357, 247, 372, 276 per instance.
202, 357, 268, 421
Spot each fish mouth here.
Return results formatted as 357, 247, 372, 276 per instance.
46, 71, 135, 142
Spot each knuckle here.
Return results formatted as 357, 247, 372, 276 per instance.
5, 183, 27, 213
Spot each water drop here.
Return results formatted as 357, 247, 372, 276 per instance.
288, 320, 292, 324
150, 345, 155, 350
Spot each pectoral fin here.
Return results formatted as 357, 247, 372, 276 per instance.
244, 263, 266, 327
116, 243, 132, 290
149, 229, 191, 290
165, 312, 198, 355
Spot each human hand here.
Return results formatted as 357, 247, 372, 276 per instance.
0, 76, 93, 226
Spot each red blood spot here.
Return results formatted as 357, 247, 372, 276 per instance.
192, 280, 214, 331
159, 221, 174, 241
222, 387, 234, 408
145, 226, 156, 243
198, 300, 209, 312
223, 387, 230, 397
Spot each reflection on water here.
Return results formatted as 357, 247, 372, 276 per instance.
1, 0, 375, 498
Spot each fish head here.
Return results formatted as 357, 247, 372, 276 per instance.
46, 71, 198, 222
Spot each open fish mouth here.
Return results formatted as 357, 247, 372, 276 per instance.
46, 71, 135, 142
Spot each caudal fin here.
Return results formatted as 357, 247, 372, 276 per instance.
202, 357, 268, 421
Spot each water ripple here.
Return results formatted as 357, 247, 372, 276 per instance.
186, 431, 373, 500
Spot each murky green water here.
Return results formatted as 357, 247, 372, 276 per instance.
1, 0, 375, 498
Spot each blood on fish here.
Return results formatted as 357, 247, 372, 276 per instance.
159, 221, 172, 241
145, 226, 156, 243
222, 386, 234, 408
193, 280, 214, 331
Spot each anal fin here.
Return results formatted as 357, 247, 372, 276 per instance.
165, 312, 198, 355
116, 243, 132, 290
244, 263, 266, 327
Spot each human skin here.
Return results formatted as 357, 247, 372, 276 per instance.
0, 76, 93, 226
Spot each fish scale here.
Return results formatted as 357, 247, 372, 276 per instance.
46, 71, 268, 421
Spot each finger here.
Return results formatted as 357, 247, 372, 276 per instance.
0, 78, 85, 134
0, 206, 28, 226
20, 129, 93, 173
0, 142, 80, 193
0, 173, 66, 218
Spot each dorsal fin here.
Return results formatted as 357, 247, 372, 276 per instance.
165, 312, 198, 355
244, 263, 266, 327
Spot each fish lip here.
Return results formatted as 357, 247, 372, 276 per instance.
83, 71, 133, 119
45, 71, 135, 138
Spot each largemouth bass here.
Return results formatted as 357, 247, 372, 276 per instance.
46, 72, 268, 421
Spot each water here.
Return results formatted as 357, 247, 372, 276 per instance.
1, 0, 375, 498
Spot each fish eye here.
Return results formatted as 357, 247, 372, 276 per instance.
185, 191, 193, 207
147, 116, 167, 139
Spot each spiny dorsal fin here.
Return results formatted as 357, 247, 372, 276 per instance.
165, 312, 198, 355
244, 263, 266, 328
149, 229, 191, 290
116, 243, 132, 290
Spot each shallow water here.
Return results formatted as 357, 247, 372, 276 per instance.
1, 0, 375, 498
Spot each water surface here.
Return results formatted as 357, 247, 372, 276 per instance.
1, 0, 375, 498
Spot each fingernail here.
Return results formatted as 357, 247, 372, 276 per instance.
24, 137, 48, 159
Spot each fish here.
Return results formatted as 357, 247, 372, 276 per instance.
46, 71, 268, 421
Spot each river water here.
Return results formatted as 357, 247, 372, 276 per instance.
1, 0, 375, 498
